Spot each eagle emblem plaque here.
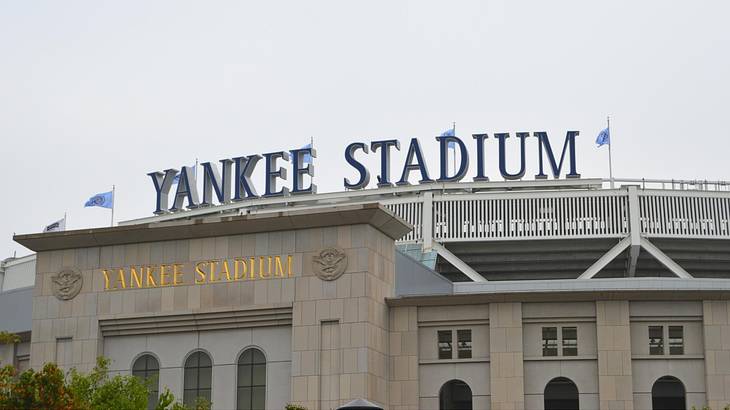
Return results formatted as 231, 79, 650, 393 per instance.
51, 269, 83, 301
312, 247, 348, 281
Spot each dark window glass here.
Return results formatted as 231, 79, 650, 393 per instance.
542, 327, 558, 357
237, 348, 266, 410
438, 330, 453, 360
562, 327, 578, 356
669, 326, 684, 355
183, 351, 212, 407
457, 330, 472, 359
132, 354, 159, 410
649, 326, 664, 355
652, 376, 686, 410
439, 379, 473, 410
544, 377, 579, 410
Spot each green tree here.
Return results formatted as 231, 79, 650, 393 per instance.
0, 356, 206, 410
0, 363, 74, 410
67, 357, 148, 410
0, 331, 20, 345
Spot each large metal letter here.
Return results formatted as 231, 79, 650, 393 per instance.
397, 138, 433, 185
263, 151, 290, 197
436, 136, 469, 182
533, 131, 581, 179
169, 166, 199, 211
344, 142, 370, 189
370, 139, 400, 187
232, 155, 262, 200
148, 168, 177, 214
496, 132, 528, 180
290, 147, 317, 194
472, 134, 489, 182
200, 159, 233, 206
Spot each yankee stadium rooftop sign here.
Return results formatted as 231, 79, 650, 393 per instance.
148, 131, 580, 214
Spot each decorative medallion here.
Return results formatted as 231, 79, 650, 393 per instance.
51, 269, 83, 301
312, 247, 348, 281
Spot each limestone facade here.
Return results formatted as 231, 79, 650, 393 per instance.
14, 205, 730, 410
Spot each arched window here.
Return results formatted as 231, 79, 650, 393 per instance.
544, 377, 579, 410
237, 348, 266, 410
132, 354, 159, 410
183, 351, 212, 407
439, 379, 472, 410
652, 376, 686, 410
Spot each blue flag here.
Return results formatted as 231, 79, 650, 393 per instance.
441, 128, 456, 149
596, 127, 610, 147
85, 191, 113, 209
302, 143, 313, 165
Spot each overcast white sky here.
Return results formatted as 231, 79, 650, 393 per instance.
1, 0, 729, 257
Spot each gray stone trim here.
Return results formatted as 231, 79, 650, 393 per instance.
99, 305, 293, 336
387, 278, 730, 306
14, 203, 411, 251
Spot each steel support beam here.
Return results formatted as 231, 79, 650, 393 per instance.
422, 191, 433, 252
640, 238, 694, 279
627, 186, 641, 277
578, 236, 631, 279
431, 242, 488, 282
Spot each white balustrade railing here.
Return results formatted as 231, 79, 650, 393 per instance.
638, 190, 730, 239
432, 191, 629, 241
384, 188, 730, 243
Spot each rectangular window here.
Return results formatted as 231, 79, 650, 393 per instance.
562, 327, 578, 356
649, 326, 664, 355
15, 356, 29, 373
542, 327, 558, 357
55, 337, 73, 367
438, 330, 453, 359
457, 329, 472, 359
669, 326, 684, 355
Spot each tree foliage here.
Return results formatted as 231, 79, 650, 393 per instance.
0, 332, 20, 345
66, 357, 148, 410
0, 357, 209, 410
0, 362, 74, 410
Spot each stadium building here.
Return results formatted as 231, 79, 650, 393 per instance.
7, 176, 730, 410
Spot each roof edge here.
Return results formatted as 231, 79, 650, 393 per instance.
14, 203, 412, 252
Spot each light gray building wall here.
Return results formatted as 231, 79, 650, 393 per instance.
1, 254, 35, 291
105, 326, 292, 410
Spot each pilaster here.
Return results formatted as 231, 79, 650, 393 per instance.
703, 300, 730, 408
596, 300, 633, 410
489, 302, 524, 410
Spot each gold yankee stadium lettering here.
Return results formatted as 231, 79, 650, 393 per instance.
100, 255, 294, 291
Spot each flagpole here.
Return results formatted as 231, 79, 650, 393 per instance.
110, 185, 115, 227
607, 116, 614, 189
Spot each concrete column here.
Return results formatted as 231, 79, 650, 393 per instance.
30, 249, 102, 374
596, 300, 633, 410
290, 225, 395, 409
703, 300, 730, 408
489, 302, 524, 410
